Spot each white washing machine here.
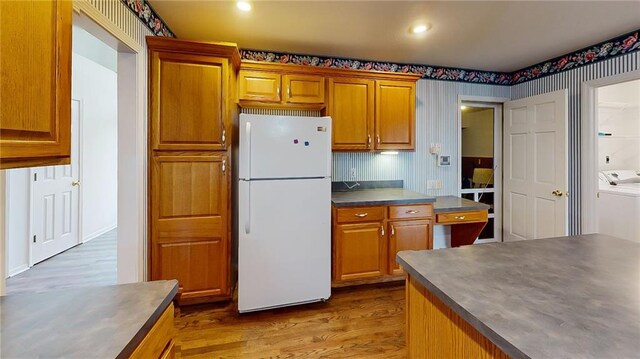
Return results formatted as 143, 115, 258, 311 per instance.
598, 170, 640, 242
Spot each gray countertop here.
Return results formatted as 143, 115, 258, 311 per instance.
331, 188, 436, 207
397, 234, 640, 359
331, 189, 489, 214
433, 195, 490, 213
1, 280, 178, 358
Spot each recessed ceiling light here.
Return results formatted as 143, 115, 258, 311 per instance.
411, 24, 429, 34
237, 1, 252, 12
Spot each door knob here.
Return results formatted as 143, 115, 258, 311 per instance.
552, 190, 563, 197
72, 180, 80, 187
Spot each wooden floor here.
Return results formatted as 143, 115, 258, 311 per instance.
175, 282, 407, 358
6, 229, 117, 295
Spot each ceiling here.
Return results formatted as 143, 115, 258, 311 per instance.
149, 1, 640, 72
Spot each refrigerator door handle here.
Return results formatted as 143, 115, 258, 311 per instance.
244, 181, 251, 234
244, 121, 252, 179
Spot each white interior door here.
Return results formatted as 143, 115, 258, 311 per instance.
503, 90, 568, 241
30, 100, 81, 264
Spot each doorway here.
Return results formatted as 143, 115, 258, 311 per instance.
4, 9, 143, 293
593, 79, 640, 242
459, 102, 502, 243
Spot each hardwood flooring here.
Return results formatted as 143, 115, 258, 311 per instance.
175, 282, 407, 358
6, 229, 117, 294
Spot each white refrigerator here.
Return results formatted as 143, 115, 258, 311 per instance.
238, 114, 332, 313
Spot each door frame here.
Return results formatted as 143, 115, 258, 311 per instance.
457, 95, 508, 243
73, 3, 147, 284
580, 69, 640, 234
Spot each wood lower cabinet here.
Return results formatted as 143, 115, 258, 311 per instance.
148, 38, 240, 304
388, 220, 432, 275
375, 80, 416, 150
332, 203, 433, 286
333, 222, 386, 281
327, 78, 374, 151
130, 303, 175, 359
151, 154, 230, 300
0, 0, 72, 169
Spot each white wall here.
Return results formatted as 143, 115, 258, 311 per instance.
461, 108, 494, 158
0, 170, 5, 294
72, 49, 118, 242
597, 79, 640, 171
5, 169, 30, 276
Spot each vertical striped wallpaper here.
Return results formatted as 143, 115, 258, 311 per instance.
333, 80, 510, 196
511, 51, 640, 235
241, 108, 320, 117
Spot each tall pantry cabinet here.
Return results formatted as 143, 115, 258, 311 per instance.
147, 38, 240, 304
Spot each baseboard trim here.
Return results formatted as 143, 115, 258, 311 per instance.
83, 224, 117, 243
7, 264, 30, 278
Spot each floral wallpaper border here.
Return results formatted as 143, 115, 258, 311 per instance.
241, 29, 640, 86
121, 0, 175, 38
510, 30, 639, 84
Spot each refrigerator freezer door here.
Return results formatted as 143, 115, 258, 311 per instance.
238, 177, 331, 312
239, 114, 331, 180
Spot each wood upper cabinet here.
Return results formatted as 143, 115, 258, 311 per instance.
0, 0, 72, 169
326, 78, 374, 150
150, 154, 230, 299
238, 71, 324, 104
388, 220, 432, 275
283, 74, 324, 104
375, 80, 416, 150
150, 52, 228, 151
238, 70, 281, 102
333, 222, 387, 281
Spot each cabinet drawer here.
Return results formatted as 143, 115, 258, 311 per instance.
335, 206, 385, 223
389, 204, 433, 220
436, 210, 488, 224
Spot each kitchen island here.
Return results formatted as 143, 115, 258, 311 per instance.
1, 280, 178, 358
397, 234, 640, 358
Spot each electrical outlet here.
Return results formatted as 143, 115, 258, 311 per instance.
427, 180, 442, 189
350, 167, 357, 179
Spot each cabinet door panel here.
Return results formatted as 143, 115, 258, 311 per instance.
151, 154, 229, 297
375, 80, 415, 150
0, 0, 71, 167
334, 222, 386, 281
388, 220, 432, 275
327, 78, 374, 151
283, 74, 325, 104
157, 239, 225, 298
151, 52, 227, 151
238, 70, 281, 102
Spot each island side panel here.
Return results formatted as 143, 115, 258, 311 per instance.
406, 275, 509, 358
